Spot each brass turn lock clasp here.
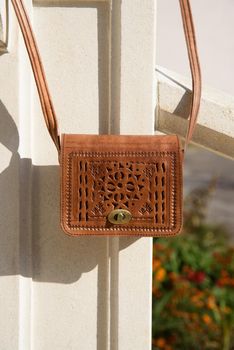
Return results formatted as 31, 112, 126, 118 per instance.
108, 209, 132, 225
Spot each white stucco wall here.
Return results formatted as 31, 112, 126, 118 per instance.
0, 1, 156, 349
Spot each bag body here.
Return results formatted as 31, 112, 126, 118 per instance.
61, 134, 183, 236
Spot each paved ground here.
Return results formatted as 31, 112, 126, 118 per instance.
184, 147, 234, 240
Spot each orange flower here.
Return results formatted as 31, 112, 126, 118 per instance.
222, 306, 232, 314
214, 253, 233, 265
168, 272, 178, 282
220, 270, 229, 278
165, 346, 173, 350
202, 314, 212, 325
153, 289, 163, 298
191, 292, 204, 307
153, 259, 161, 270
155, 268, 166, 282
217, 277, 234, 287
207, 296, 217, 310
155, 337, 166, 348
154, 243, 165, 251
182, 265, 192, 274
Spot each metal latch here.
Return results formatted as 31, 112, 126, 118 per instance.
108, 209, 132, 225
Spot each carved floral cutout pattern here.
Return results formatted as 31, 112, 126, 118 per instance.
67, 152, 175, 229
90, 161, 150, 215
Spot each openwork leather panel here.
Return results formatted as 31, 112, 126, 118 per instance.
61, 134, 183, 236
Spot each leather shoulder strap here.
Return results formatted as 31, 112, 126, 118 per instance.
11, 0, 60, 152
11, 0, 201, 153
179, 0, 201, 150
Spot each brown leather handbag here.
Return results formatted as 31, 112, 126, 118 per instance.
11, 0, 201, 236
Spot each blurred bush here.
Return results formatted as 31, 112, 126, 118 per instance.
152, 180, 234, 350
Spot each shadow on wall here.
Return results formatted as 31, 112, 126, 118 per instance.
0, 100, 138, 284
0, 99, 135, 350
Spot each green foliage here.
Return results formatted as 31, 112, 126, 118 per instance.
152, 180, 234, 350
